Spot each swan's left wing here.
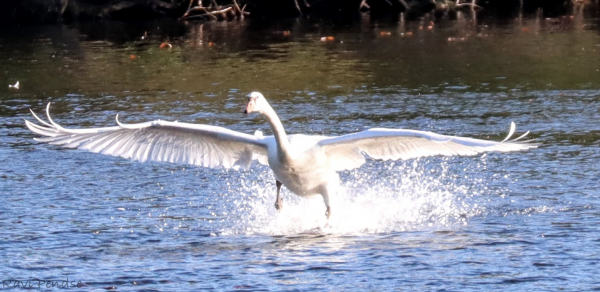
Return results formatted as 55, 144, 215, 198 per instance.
318, 122, 537, 171
25, 103, 269, 170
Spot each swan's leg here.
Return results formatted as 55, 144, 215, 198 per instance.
321, 188, 332, 225
321, 174, 339, 226
274, 180, 283, 211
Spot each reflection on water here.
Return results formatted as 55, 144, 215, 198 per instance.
1, 11, 600, 292
2, 9, 600, 100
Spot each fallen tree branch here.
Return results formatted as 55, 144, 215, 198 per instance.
186, 0, 197, 11
455, 3, 482, 9
182, 13, 216, 20
360, 0, 370, 10
181, 6, 209, 18
232, 0, 242, 17
209, 6, 232, 16
180, 1, 248, 21
455, 0, 482, 9
293, 0, 303, 15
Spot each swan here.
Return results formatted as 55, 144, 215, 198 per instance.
25, 92, 537, 222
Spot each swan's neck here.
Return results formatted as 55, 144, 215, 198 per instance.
261, 104, 291, 160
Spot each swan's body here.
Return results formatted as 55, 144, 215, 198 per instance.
25, 92, 537, 222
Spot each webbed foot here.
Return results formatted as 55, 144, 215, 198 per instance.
274, 198, 283, 211
324, 206, 331, 227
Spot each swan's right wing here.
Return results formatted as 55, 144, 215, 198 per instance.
318, 122, 537, 171
25, 104, 269, 170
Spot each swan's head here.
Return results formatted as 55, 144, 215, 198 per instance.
244, 91, 268, 114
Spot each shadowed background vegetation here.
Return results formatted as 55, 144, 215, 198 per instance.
0, 0, 594, 23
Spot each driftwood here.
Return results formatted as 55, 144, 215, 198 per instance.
454, 0, 482, 9
181, 0, 247, 20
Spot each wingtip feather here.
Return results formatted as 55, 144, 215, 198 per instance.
30, 108, 53, 127
44, 102, 67, 131
501, 121, 516, 143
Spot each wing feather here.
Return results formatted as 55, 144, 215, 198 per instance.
25, 104, 269, 170
319, 122, 538, 171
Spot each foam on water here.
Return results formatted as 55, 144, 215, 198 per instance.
217, 158, 493, 236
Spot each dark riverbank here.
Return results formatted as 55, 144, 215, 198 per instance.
0, 0, 593, 24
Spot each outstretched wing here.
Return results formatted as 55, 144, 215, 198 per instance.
318, 122, 537, 171
25, 103, 269, 170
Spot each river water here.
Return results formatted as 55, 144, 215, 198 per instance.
1, 11, 600, 291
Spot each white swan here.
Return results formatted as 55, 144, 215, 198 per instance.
25, 92, 537, 221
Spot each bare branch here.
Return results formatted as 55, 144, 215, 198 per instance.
360, 0, 369, 10
232, 0, 242, 16
293, 0, 303, 15
209, 6, 233, 15
181, 6, 209, 18
182, 13, 216, 20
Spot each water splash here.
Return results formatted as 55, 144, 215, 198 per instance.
217, 157, 492, 236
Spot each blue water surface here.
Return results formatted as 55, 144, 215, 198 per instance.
1, 14, 600, 291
